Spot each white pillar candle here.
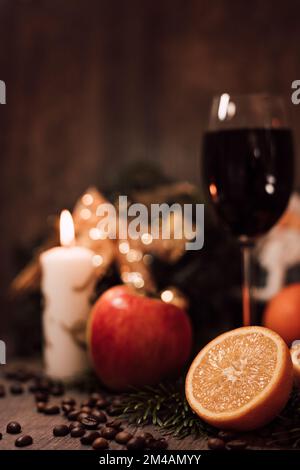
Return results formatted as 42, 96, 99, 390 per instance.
40, 210, 97, 380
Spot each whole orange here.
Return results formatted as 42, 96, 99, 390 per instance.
263, 284, 300, 345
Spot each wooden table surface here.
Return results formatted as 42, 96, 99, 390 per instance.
0, 361, 283, 451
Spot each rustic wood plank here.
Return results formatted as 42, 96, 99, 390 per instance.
0, 361, 208, 450
0, 361, 284, 450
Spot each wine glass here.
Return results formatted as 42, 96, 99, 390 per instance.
202, 94, 294, 326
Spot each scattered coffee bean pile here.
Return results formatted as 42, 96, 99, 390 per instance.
0, 369, 37, 447
3, 420, 33, 447
0, 368, 170, 450
207, 430, 248, 451
0, 367, 255, 450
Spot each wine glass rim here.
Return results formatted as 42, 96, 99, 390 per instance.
209, 93, 289, 129
212, 92, 285, 100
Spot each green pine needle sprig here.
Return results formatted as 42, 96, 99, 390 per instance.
72, 371, 300, 446
115, 381, 215, 439
267, 387, 300, 448
115, 381, 300, 445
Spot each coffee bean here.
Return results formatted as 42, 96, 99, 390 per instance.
44, 405, 60, 415
126, 436, 145, 450
78, 412, 90, 422
106, 405, 119, 416
112, 397, 122, 407
207, 438, 226, 450
100, 427, 118, 440
81, 399, 93, 407
20, 371, 33, 382
71, 427, 86, 438
51, 384, 64, 396
62, 397, 76, 407
35, 392, 49, 403
80, 431, 101, 445
139, 431, 153, 440
7, 370, 18, 380
89, 393, 103, 405
28, 382, 39, 393
95, 398, 109, 409
7, 421, 21, 434
68, 410, 80, 421
115, 431, 133, 444
62, 404, 74, 415
0, 384, 6, 397
10, 383, 24, 395
141, 433, 157, 449
154, 438, 168, 450
53, 425, 69, 437
20, 372, 33, 382
145, 437, 168, 450
34, 379, 51, 393
145, 437, 157, 450
81, 406, 92, 414
5, 370, 19, 380
217, 431, 238, 442
36, 402, 47, 413
106, 419, 123, 429
69, 421, 84, 431
91, 392, 102, 400
81, 416, 99, 430
90, 410, 107, 423
226, 439, 247, 450
15, 435, 33, 447
9, 368, 32, 382
92, 437, 109, 450
52, 379, 63, 387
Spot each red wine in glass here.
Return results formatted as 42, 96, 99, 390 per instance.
202, 95, 294, 326
203, 128, 294, 237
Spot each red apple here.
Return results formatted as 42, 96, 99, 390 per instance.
88, 285, 192, 391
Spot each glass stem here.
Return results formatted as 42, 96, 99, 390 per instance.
241, 243, 253, 326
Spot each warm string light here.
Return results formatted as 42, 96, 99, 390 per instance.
161, 289, 174, 303
82, 193, 94, 206
141, 233, 153, 245
119, 241, 130, 254
74, 189, 190, 295
78, 193, 152, 289
160, 287, 189, 310
126, 249, 143, 263
89, 194, 167, 292
80, 208, 92, 220
121, 271, 145, 289
89, 228, 103, 240
92, 254, 103, 267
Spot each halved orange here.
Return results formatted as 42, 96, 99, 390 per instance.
291, 341, 300, 386
185, 326, 293, 431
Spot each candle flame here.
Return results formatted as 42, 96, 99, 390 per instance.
218, 93, 230, 121
60, 210, 75, 247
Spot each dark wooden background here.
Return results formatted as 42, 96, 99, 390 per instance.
1, 0, 300, 350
